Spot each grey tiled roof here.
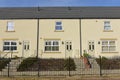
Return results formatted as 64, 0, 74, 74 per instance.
0, 7, 120, 19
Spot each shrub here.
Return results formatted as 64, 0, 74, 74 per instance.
17, 57, 38, 71
64, 58, 76, 71
96, 56, 120, 69
101, 56, 108, 60
39, 59, 65, 71
18, 58, 76, 71
0, 58, 10, 71
83, 53, 91, 58
18, 58, 66, 71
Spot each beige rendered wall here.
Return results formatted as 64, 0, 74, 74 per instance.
81, 19, 120, 58
39, 19, 80, 58
0, 19, 37, 58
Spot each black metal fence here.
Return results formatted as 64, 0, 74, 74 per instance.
0, 56, 120, 77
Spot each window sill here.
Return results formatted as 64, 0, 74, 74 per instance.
3, 51, 18, 53
5, 31, 15, 32
44, 51, 61, 53
101, 52, 118, 53
103, 30, 113, 32
54, 30, 64, 32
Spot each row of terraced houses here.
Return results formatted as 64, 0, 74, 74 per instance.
0, 7, 120, 58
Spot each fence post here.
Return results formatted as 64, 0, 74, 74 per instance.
99, 56, 102, 76
38, 58, 40, 77
8, 61, 10, 77
69, 57, 71, 77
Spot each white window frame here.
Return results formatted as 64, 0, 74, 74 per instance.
44, 40, 60, 52
7, 21, 15, 31
104, 21, 111, 31
101, 40, 116, 52
55, 21, 62, 31
3, 40, 17, 52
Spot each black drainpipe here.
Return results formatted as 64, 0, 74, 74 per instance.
36, 18, 39, 58
79, 19, 82, 57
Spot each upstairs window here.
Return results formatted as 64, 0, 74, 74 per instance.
104, 21, 111, 31
7, 21, 14, 31
55, 21, 62, 31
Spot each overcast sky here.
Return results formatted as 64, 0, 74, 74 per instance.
0, 0, 120, 7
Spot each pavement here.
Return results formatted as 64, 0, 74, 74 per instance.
0, 76, 120, 80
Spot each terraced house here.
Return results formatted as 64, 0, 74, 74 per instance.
0, 7, 120, 58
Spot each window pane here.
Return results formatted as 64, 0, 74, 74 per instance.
56, 22, 61, 25
45, 42, 48, 45
7, 26, 14, 31
11, 42, 16, 45
24, 45, 26, 50
104, 26, 111, 30
8, 22, 14, 26
52, 46, 59, 51
70, 45, 72, 50
45, 41, 51, 45
11, 46, 17, 50
45, 46, 51, 51
55, 26, 62, 30
109, 41, 115, 45
66, 45, 69, 50
109, 46, 116, 51
102, 46, 108, 52
53, 41, 59, 45
4, 42, 10, 45
7, 22, 14, 31
102, 41, 108, 45
27, 45, 29, 50
89, 45, 91, 50
3, 46, 10, 51
52, 46, 56, 51
92, 45, 94, 50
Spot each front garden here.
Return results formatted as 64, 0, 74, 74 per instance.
96, 57, 120, 69
0, 58, 10, 71
17, 57, 76, 71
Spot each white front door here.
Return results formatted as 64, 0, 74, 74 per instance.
22, 41, 30, 57
88, 41, 95, 57
65, 41, 72, 58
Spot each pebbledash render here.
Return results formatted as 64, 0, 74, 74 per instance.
0, 7, 120, 58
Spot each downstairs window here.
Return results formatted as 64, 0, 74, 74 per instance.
101, 40, 116, 52
44, 40, 59, 52
3, 40, 17, 52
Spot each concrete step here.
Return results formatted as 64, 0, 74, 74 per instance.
2, 58, 23, 72
5, 66, 18, 69
88, 59, 100, 69
74, 58, 85, 71
2, 69, 17, 72
74, 58, 100, 72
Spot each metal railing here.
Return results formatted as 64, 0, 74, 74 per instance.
0, 56, 120, 77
